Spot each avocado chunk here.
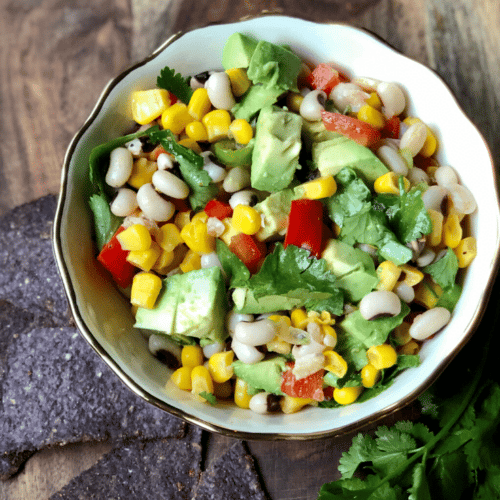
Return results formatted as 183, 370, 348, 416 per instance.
232, 356, 287, 395
232, 287, 305, 314
247, 40, 302, 91
301, 119, 341, 151
134, 267, 228, 345
312, 135, 388, 185
222, 32, 258, 70
211, 138, 254, 168
321, 239, 379, 303
231, 84, 284, 122
254, 188, 297, 241
251, 106, 302, 192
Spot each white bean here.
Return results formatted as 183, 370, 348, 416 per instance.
410, 307, 451, 340
205, 72, 235, 110
157, 153, 174, 170
377, 145, 408, 175
422, 185, 448, 212
434, 165, 459, 187
226, 311, 253, 336
292, 353, 325, 379
399, 122, 427, 156
203, 162, 227, 183
231, 338, 264, 364
329, 82, 369, 112
152, 170, 190, 199
249, 392, 280, 414
407, 167, 430, 186
125, 138, 142, 156
206, 217, 225, 237
351, 76, 381, 92
377, 81, 406, 118
416, 247, 436, 268
148, 334, 181, 368
202, 342, 224, 358
291, 338, 325, 359
448, 183, 477, 214
233, 319, 277, 347
299, 89, 326, 121
359, 290, 401, 320
105, 147, 133, 188
394, 282, 415, 303
200, 251, 224, 271
110, 187, 139, 217
136, 183, 175, 222
222, 166, 251, 193
229, 189, 259, 209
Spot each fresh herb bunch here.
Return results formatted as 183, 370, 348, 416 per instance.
317, 279, 500, 499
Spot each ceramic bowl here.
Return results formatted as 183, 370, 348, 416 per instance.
53, 15, 500, 439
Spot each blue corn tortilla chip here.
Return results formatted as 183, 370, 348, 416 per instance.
0, 195, 70, 324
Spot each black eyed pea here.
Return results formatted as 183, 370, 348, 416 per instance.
249, 392, 281, 414
125, 138, 143, 156
148, 334, 182, 369
105, 147, 134, 188
407, 167, 430, 186
202, 341, 224, 359
394, 281, 415, 303
152, 170, 190, 200
416, 247, 436, 268
422, 185, 448, 212
229, 189, 259, 209
110, 187, 139, 217
200, 151, 227, 183
291, 337, 325, 359
447, 183, 477, 215
329, 82, 369, 113
157, 152, 174, 170
190, 70, 212, 90
351, 76, 381, 92
399, 121, 428, 157
136, 183, 175, 222
233, 319, 277, 347
205, 72, 236, 110
200, 251, 224, 272
299, 89, 327, 121
376, 145, 408, 176
222, 166, 251, 193
434, 165, 459, 187
231, 338, 264, 364
359, 290, 402, 320
409, 307, 451, 340
225, 311, 254, 336
376, 81, 406, 118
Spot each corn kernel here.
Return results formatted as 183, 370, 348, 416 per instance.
374, 172, 410, 195
208, 351, 234, 383
181, 345, 204, 368
286, 92, 304, 113
376, 260, 402, 291
130, 272, 162, 309
427, 209, 444, 247
179, 249, 202, 273
268, 315, 292, 327
185, 121, 209, 142
414, 277, 443, 309
266, 336, 292, 355
191, 365, 214, 402
157, 223, 183, 252
298, 176, 337, 200
324, 350, 348, 378
454, 236, 477, 268
187, 87, 212, 121
366, 344, 398, 370
333, 386, 362, 405
404, 117, 438, 157
398, 340, 420, 355
131, 89, 171, 125
391, 322, 412, 346
232, 205, 261, 235
161, 102, 194, 135
365, 92, 382, 110
361, 364, 380, 388
443, 213, 463, 249
180, 219, 215, 254
174, 211, 192, 231
280, 395, 314, 414
446, 197, 465, 222
229, 118, 253, 145
202, 109, 231, 142
399, 264, 424, 286
177, 137, 202, 154
357, 104, 385, 129
171, 366, 193, 391
322, 324, 337, 349
128, 157, 157, 189
219, 217, 241, 246
291, 308, 309, 329
234, 378, 253, 409
127, 241, 161, 271
191, 211, 208, 224
153, 248, 175, 274
225, 68, 251, 97
117, 223, 152, 251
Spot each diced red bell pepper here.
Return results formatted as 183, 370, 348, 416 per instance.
321, 110, 381, 147
97, 226, 137, 288
149, 145, 168, 161
281, 362, 325, 402
284, 199, 323, 258
229, 233, 266, 274
381, 115, 401, 139
306, 63, 342, 95
205, 199, 233, 220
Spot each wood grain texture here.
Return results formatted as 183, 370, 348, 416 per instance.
0, 0, 499, 499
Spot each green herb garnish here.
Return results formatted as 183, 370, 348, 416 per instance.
157, 66, 193, 104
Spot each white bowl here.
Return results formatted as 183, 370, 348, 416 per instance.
53, 15, 500, 439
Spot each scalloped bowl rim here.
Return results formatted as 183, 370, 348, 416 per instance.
53, 15, 500, 440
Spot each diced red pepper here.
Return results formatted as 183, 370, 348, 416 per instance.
306, 63, 342, 95
229, 233, 266, 274
205, 199, 233, 220
284, 199, 323, 258
97, 226, 136, 288
321, 110, 381, 147
381, 115, 401, 139
281, 362, 325, 402
149, 145, 168, 161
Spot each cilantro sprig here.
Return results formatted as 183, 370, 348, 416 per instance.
157, 66, 193, 104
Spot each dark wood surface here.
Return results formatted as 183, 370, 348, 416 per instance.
1, 0, 499, 498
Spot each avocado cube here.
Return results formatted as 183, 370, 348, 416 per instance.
222, 32, 259, 70
232, 356, 287, 395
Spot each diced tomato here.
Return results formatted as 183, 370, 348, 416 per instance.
205, 199, 233, 220
321, 110, 381, 147
381, 115, 401, 139
306, 63, 342, 95
169, 92, 178, 105
97, 226, 137, 288
281, 362, 325, 402
284, 199, 323, 258
149, 145, 168, 161
229, 233, 266, 274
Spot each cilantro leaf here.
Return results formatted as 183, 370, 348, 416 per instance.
423, 248, 459, 290
199, 391, 217, 405
89, 193, 122, 250
157, 66, 193, 104
215, 239, 250, 287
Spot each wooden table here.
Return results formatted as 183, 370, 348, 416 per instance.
1, 0, 499, 498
